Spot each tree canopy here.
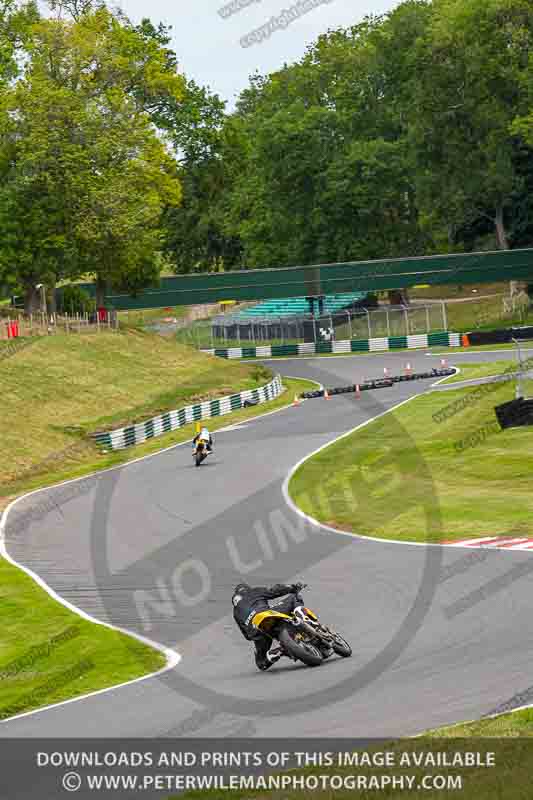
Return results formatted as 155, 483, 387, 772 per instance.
0, 0, 532, 306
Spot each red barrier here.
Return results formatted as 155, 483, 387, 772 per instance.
6, 320, 19, 338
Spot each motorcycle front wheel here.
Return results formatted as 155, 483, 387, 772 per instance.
331, 632, 352, 658
279, 625, 323, 667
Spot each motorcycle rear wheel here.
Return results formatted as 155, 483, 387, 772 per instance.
279, 626, 323, 667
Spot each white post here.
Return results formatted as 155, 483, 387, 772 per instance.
403, 306, 409, 336
513, 337, 523, 399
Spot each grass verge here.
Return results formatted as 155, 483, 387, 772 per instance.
0, 555, 165, 721
0, 330, 274, 497
427, 708, 533, 737
289, 375, 533, 543
1, 376, 313, 507
442, 360, 523, 383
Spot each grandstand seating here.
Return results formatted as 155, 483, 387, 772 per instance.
237, 293, 367, 318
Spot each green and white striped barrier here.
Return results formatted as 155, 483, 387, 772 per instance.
203, 332, 461, 360
93, 374, 283, 451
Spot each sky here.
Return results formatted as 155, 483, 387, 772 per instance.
118, 0, 400, 108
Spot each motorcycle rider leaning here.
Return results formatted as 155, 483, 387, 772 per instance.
232, 581, 306, 671
192, 426, 213, 454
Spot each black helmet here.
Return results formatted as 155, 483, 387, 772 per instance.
233, 582, 250, 596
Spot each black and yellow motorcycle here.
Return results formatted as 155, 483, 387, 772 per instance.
251, 586, 352, 668
193, 436, 210, 467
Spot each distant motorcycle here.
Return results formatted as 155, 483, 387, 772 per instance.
251, 585, 352, 668
193, 437, 210, 467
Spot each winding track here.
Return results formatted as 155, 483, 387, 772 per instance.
2, 349, 533, 739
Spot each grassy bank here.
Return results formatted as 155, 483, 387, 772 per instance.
0, 555, 165, 720
1, 374, 312, 506
444, 360, 526, 384
289, 372, 533, 543
0, 331, 274, 499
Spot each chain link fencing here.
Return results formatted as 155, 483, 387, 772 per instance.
175, 303, 449, 350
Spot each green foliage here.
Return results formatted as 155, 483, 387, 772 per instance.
408, 0, 533, 250
0, 2, 183, 310
58, 285, 95, 315
165, 0, 533, 274
163, 79, 242, 273
0, 0, 533, 293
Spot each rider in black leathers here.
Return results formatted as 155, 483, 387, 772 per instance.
232, 581, 306, 670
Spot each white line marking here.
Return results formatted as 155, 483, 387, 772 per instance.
216, 424, 251, 433
505, 541, 533, 551
281, 399, 533, 554
484, 538, 531, 548
447, 537, 501, 547
431, 349, 533, 357
448, 536, 498, 547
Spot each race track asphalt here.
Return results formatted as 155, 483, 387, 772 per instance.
2, 348, 533, 740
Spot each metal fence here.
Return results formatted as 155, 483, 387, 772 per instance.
0, 310, 119, 340
180, 303, 448, 349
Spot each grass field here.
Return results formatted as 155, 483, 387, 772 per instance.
445, 297, 533, 332
0, 331, 275, 496
289, 372, 533, 543
118, 305, 187, 328
410, 281, 507, 300
444, 360, 526, 383
0, 555, 165, 720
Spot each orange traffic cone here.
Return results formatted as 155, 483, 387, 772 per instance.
405, 362, 412, 376
440, 358, 448, 368
324, 388, 330, 400
355, 383, 361, 398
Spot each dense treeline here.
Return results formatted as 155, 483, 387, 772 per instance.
1, 0, 533, 310
0, 0, 186, 311
167, 0, 533, 290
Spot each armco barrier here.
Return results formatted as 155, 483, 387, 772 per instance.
465, 326, 533, 347
202, 332, 461, 360
300, 368, 455, 399
93, 375, 284, 451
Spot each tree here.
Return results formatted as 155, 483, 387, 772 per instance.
408, 0, 533, 285
162, 78, 243, 273
224, 7, 432, 269
0, 5, 184, 311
